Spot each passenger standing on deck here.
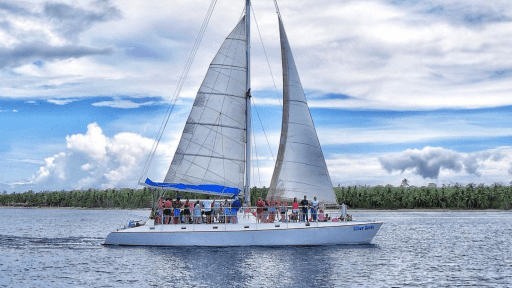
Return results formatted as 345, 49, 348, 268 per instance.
280, 201, 288, 222
194, 200, 201, 224
164, 198, 172, 224
311, 196, 319, 222
173, 197, 182, 224
263, 198, 269, 222
268, 197, 276, 222
213, 199, 220, 222
231, 197, 242, 224
203, 196, 213, 224
183, 199, 191, 223
223, 199, 230, 223
256, 197, 265, 223
291, 197, 299, 222
300, 195, 309, 222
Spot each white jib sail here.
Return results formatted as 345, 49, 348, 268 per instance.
268, 18, 337, 203
163, 17, 248, 193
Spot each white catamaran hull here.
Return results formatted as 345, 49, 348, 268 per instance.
104, 220, 382, 246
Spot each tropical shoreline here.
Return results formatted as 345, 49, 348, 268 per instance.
0, 205, 508, 212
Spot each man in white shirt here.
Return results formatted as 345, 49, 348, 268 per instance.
203, 196, 213, 224
311, 196, 319, 221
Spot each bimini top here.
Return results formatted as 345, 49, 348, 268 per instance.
143, 178, 241, 197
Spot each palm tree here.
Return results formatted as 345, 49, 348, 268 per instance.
401, 179, 409, 193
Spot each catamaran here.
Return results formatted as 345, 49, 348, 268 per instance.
104, 0, 382, 246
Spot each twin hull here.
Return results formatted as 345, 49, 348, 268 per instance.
104, 221, 382, 246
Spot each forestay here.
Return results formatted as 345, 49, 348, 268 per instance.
145, 17, 248, 196
268, 18, 337, 203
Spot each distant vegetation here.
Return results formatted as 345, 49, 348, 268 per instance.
0, 183, 511, 210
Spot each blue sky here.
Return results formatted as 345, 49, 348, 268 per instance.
1, 0, 512, 192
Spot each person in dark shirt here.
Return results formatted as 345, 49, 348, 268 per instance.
300, 195, 309, 222
231, 197, 242, 224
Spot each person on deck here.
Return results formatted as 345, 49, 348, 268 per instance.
231, 197, 242, 224
183, 199, 191, 224
222, 199, 230, 223
300, 195, 309, 223
263, 199, 269, 222
173, 197, 182, 224
164, 198, 172, 224
256, 197, 265, 223
213, 199, 220, 222
194, 200, 201, 224
268, 197, 276, 222
280, 201, 288, 222
311, 196, 319, 222
291, 198, 299, 222
318, 209, 326, 222
203, 196, 213, 224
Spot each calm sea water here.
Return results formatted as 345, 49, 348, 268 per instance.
0, 208, 511, 287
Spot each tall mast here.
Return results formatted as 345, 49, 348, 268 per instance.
244, 0, 251, 204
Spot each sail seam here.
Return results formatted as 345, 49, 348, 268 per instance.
174, 161, 239, 187
176, 154, 245, 162
280, 160, 329, 170
188, 122, 245, 130
275, 180, 331, 190
200, 92, 246, 100
285, 140, 323, 150
210, 64, 247, 70
284, 99, 307, 105
207, 68, 246, 86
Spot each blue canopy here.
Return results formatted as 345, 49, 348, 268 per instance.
143, 178, 241, 196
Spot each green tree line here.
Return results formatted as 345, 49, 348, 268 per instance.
335, 183, 511, 210
1, 183, 510, 210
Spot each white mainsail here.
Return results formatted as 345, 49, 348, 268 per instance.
149, 17, 248, 196
268, 18, 337, 203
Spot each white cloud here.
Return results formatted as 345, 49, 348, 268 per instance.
1, 0, 512, 110
47, 99, 80, 105
66, 123, 109, 160
91, 99, 157, 109
13, 122, 177, 191
12, 109, 18, 112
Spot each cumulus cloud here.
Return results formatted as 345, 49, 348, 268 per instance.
379, 146, 507, 179
14, 122, 174, 191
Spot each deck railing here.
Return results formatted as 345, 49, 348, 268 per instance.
151, 205, 352, 226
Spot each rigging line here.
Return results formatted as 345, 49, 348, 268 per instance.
251, 2, 282, 109
251, 97, 276, 163
139, 0, 218, 182
252, 119, 262, 187
141, 0, 217, 182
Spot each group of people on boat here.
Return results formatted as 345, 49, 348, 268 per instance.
151, 194, 351, 225
255, 195, 334, 223
153, 195, 242, 225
